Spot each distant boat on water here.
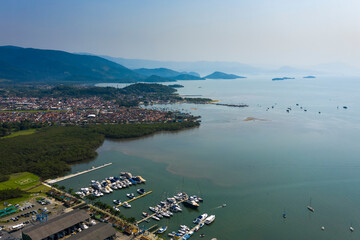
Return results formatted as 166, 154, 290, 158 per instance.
307, 198, 314, 212
282, 209, 287, 219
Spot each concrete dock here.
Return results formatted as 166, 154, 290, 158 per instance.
46, 163, 112, 184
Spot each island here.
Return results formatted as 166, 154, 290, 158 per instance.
204, 71, 246, 79
272, 77, 295, 81
168, 84, 184, 88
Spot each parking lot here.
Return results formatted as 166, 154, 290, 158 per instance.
0, 196, 66, 234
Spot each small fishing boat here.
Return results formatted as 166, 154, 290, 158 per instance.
350, 226, 354, 232
222, 203, 227, 207
321, 226, 325, 231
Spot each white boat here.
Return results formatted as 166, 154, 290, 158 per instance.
113, 200, 121, 205
168, 231, 176, 237
152, 216, 160, 221
193, 213, 208, 224
149, 207, 157, 212
142, 212, 149, 217
156, 213, 163, 218
157, 226, 168, 234
350, 226, 355, 232
123, 202, 131, 208
205, 215, 215, 224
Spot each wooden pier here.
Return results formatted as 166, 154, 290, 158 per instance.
46, 163, 112, 184
117, 191, 153, 207
136, 197, 188, 224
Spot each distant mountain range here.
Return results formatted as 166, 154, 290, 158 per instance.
1, 46, 359, 84
0, 46, 144, 83
0, 46, 209, 84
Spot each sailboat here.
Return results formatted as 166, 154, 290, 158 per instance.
307, 198, 314, 212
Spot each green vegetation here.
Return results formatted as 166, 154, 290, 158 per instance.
0, 122, 199, 179
0, 172, 50, 209
183, 97, 213, 103
87, 121, 199, 139
1, 129, 36, 138
0, 120, 46, 137
0, 172, 40, 191
0, 189, 26, 201
0, 46, 143, 83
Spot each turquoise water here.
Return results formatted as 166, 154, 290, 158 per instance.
62, 76, 360, 239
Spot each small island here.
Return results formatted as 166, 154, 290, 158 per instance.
205, 71, 246, 79
272, 77, 295, 81
303, 76, 316, 78
168, 84, 184, 88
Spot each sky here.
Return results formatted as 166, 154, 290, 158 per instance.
1, 0, 360, 67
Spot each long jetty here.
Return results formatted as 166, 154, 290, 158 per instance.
137, 197, 188, 224
46, 163, 112, 184
117, 191, 153, 207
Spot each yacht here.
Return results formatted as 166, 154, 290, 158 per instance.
205, 215, 215, 224
142, 212, 149, 217
193, 213, 208, 224
113, 200, 121, 205
183, 199, 199, 209
152, 215, 160, 221
157, 226, 168, 234
149, 207, 157, 212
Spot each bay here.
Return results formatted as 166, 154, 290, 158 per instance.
62, 76, 360, 239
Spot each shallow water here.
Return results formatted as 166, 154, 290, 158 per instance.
62, 76, 360, 239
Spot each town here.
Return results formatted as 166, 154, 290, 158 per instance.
0, 96, 199, 124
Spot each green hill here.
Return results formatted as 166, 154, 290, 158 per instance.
204, 71, 246, 79
173, 74, 204, 80
0, 46, 145, 83
133, 68, 181, 78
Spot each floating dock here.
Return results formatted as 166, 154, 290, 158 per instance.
46, 163, 112, 184
137, 197, 188, 224
117, 191, 153, 207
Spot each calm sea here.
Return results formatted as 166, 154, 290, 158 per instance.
62, 76, 360, 239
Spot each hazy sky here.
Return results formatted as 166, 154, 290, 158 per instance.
1, 0, 360, 67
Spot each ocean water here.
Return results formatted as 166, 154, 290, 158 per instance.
62, 76, 360, 239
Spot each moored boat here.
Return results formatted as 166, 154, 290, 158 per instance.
205, 215, 215, 224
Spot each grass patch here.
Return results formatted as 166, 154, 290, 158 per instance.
1, 129, 36, 139
0, 172, 40, 191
